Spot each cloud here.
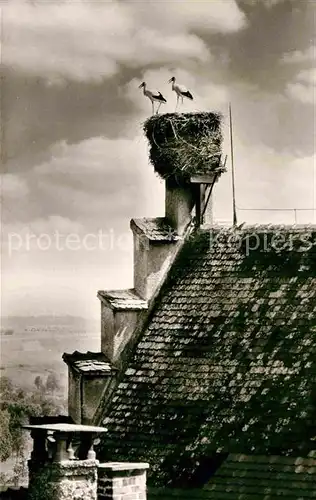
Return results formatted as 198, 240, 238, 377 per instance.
1, 174, 30, 230
1, 132, 165, 317
4, 134, 164, 230
137, 0, 246, 33
286, 68, 316, 105
215, 143, 315, 225
282, 45, 316, 64
3, 0, 246, 83
286, 82, 315, 105
1, 173, 29, 198
1, 216, 85, 242
127, 31, 211, 67
296, 68, 316, 85
280, 43, 316, 106
33, 136, 150, 197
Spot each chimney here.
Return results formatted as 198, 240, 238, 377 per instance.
62, 352, 117, 424
165, 174, 219, 231
97, 113, 225, 366
97, 462, 149, 500
131, 217, 182, 301
97, 219, 183, 367
24, 423, 107, 500
165, 176, 196, 234
98, 289, 148, 364
23, 422, 149, 500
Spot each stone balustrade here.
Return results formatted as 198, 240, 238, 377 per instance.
23, 423, 108, 500
22, 424, 149, 500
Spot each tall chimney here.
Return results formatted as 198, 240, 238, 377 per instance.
165, 176, 196, 234
96, 113, 225, 368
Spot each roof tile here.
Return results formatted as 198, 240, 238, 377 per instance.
98, 289, 148, 311
63, 351, 114, 374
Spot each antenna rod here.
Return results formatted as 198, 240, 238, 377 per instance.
229, 103, 237, 226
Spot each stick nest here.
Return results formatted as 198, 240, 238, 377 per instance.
143, 112, 225, 182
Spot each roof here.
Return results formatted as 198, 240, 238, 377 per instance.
131, 218, 180, 242
206, 453, 316, 499
97, 289, 148, 311
149, 454, 316, 499
63, 351, 114, 374
97, 226, 316, 487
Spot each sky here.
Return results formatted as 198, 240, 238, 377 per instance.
1, 0, 315, 320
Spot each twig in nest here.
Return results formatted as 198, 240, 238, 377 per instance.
168, 118, 178, 140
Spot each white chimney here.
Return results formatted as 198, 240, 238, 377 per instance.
131, 217, 181, 301
165, 177, 196, 234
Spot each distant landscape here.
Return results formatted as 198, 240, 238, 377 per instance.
0, 315, 100, 393
0, 315, 100, 486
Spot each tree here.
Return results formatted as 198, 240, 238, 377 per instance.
45, 372, 60, 394
34, 375, 44, 392
7, 400, 30, 456
0, 376, 13, 399
0, 409, 13, 462
0, 376, 64, 464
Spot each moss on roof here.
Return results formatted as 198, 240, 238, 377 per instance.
143, 113, 224, 182
98, 226, 316, 488
148, 454, 316, 497
205, 453, 316, 498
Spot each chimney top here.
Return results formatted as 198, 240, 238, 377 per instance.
130, 217, 180, 242
23, 423, 108, 433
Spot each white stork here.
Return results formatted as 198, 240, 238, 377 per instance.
138, 82, 167, 115
168, 76, 193, 111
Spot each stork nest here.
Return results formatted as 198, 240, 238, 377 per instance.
143, 112, 225, 183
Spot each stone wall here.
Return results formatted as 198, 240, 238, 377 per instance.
28, 460, 98, 500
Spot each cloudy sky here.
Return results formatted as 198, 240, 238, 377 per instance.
1, 0, 315, 320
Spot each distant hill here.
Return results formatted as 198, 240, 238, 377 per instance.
0, 315, 99, 333
0, 315, 100, 390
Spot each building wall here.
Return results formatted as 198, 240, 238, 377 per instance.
101, 304, 139, 363
82, 377, 110, 424
134, 234, 149, 300
68, 369, 82, 423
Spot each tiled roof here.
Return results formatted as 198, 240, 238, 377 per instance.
148, 454, 316, 499
98, 226, 316, 487
97, 289, 148, 311
206, 454, 316, 498
63, 351, 114, 374
131, 218, 180, 242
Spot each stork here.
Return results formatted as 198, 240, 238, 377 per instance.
168, 76, 193, 111
138, 82, 167, 115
